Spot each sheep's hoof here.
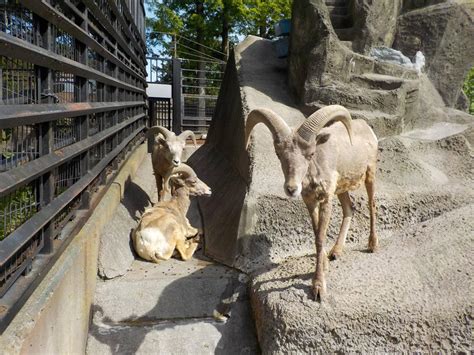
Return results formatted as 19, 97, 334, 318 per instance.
368, 237, 379, 253
328, 247, 343, 260
312, 279, 326, 302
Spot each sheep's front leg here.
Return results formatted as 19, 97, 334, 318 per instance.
155, 173, 163, 201
329, 192, 353, 260
184, 217, 199, 237
313, 198, 332, 301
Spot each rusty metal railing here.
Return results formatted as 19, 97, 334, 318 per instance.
0, 0, 146, 332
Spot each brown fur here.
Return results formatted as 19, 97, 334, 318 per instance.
132, 164, 211, 262
246, 107, 379, 301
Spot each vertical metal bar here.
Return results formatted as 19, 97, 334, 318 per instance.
172, 58, 182, 135
35, 14, 55, 254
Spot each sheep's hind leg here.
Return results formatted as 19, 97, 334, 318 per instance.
329, 192, 353, 260
176, 239, 198, 261
365, 169, 379, 252
151, 242, 175, 262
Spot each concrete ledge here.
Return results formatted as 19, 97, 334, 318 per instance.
0, 143, 147, 354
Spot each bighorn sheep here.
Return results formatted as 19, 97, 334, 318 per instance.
132, 164, 211, 262
147, 126, 196, 200
245, 105, 378, 301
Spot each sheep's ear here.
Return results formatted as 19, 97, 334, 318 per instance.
316, 133, 330, 145
170, 174, 185, 186
157, 136, 167, 145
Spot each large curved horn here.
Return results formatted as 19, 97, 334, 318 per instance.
163, 164, 196, 194
297, 105, 353, 144
245, 108, 292, 149
179, 130, 197, 147
147, 125, 173, 140
170, 163, 196, 179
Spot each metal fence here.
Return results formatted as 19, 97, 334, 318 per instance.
146, 55, 224, 134
0, 0, 146, 332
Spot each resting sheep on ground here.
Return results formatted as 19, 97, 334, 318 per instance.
147, 126, 196, 200
132, 164, 211, 262
245, 105, 379, 301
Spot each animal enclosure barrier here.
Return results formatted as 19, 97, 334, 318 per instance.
0, 0, 146, 332
146, 55, 225, 134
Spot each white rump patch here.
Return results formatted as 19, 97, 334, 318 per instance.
138, 227, 169, 259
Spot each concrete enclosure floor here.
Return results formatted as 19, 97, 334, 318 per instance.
86, 153, 259, 354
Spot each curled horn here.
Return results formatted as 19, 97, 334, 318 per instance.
245, 108, 292, 149
296, 105, 353, 144
163, 164, 197, 194
147, 125, 173, 140
179, 130, 197, 147
170, 163, 196, 178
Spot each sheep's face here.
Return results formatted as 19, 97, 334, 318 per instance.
274, 134, 316, 198
171, 175, 212, 197
158, 135, 186, 167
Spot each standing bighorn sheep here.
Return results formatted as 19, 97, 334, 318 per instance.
245, 105, 379, 301
147, 126, 196, 200
132, 164, 211, 262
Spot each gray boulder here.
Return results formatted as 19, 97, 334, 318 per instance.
393, 1, 474, 107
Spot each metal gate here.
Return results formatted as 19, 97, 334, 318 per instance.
146, 54, 224, 135
149, 98, 172, 130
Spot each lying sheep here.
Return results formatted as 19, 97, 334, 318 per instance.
245, 105, 379, 301
132, 164, 211, 262
147, 126, 196, 200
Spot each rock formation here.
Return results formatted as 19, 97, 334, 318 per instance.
187, 0, 473, 352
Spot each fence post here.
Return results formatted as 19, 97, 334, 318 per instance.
35, 15, 55, 254
172, 58, 182, 134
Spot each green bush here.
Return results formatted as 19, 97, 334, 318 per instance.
462, 66, 474, 115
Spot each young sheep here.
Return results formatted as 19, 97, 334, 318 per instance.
245, 105, 379, 301
132, 164, 211, 262
147, 126, 197, 200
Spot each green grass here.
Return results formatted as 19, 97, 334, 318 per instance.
0, 185, 36, 241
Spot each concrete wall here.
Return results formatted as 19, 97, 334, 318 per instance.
0, 144, 147, 354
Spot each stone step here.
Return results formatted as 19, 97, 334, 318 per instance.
335, 27, 355, 41
87, 256, 259, 354
330, 14, 353, 29
305, 102, 401, 138
326, 5, 348, 15
92, 258, 243, 323
351, 73, 410, 90
341, 41, 353, 51
349, 109, 402, 137
325, 0, 347, 6
308, 86, 400, 115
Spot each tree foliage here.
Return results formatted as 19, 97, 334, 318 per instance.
146, 0, 292, 59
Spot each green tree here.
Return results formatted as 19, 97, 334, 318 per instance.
146, 0, 292, 59
243, 0, 292, 39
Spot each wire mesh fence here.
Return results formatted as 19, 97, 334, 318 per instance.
0, 56, 38, 105
0, 126, 39, 172
0, 181, 40, 241
0, 0, 147, 326
0, 1, 36, 45
53, 118, 80, 150
180, 58, 224, 133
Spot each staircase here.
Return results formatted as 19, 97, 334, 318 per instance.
325, 0, 354, 50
